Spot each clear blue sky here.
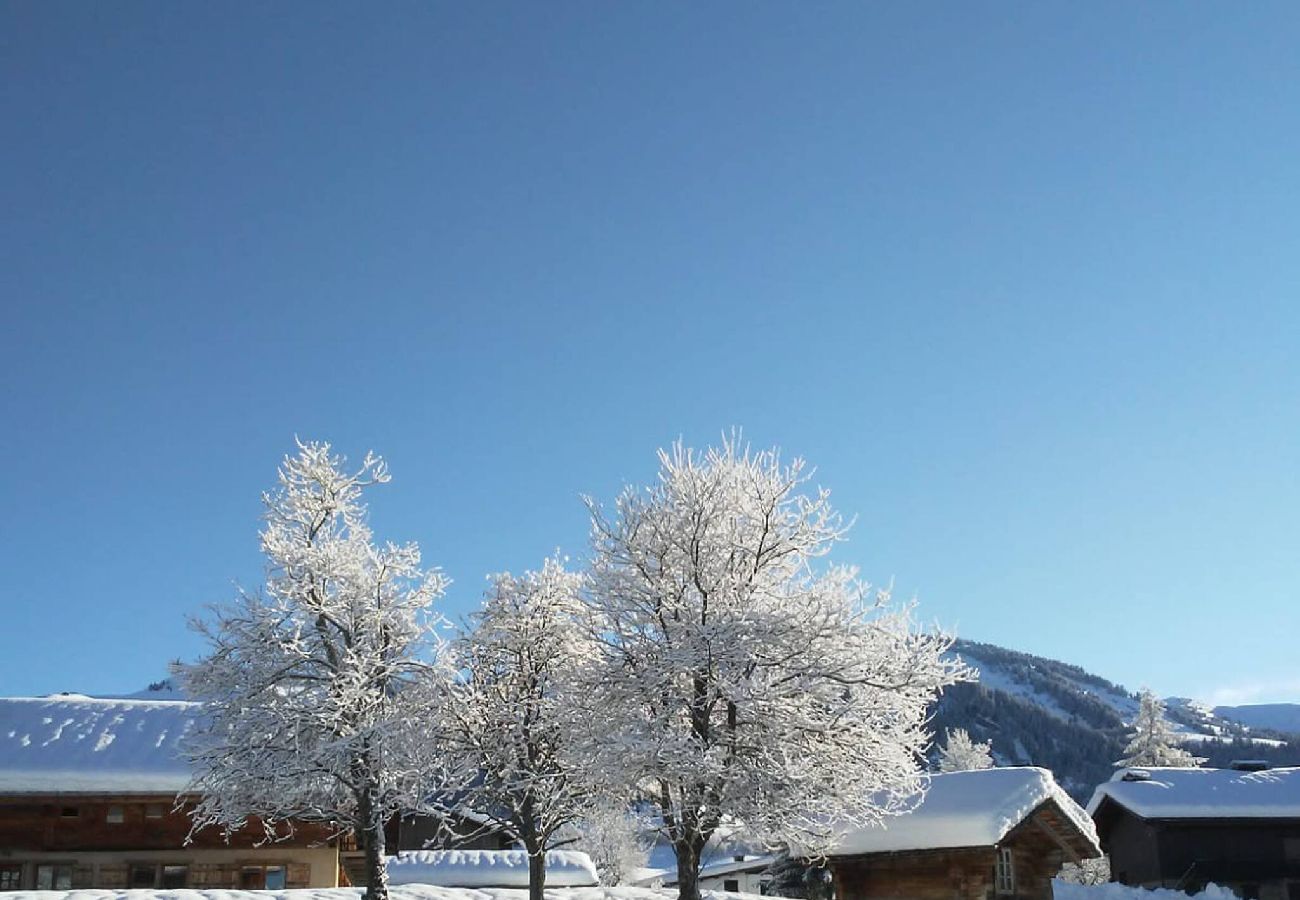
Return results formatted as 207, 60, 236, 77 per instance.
2, 4, 1297, 706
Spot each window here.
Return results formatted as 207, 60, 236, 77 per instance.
129, 864, 157, 889
994, 848, 1015, 895
145, 804, 164, 819
723, 880, 740, 893
59, 807, 78, 818
35, 865, 72, 891
161, 866, 188, 889
0, 864, 22, 891
106, 805, 124, 824
241, 865, 287, 890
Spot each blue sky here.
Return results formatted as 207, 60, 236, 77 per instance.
2, 4, 1297, 705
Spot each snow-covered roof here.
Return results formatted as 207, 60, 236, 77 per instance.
1087, 766, 1300, 820
656, 855, 775, 887
388, 852, 599, 889
820, 767, 1098, 856
0, 695, 199, 795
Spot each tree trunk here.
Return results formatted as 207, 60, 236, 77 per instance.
524, 830, 546, 900
360, 787, 389, 900
674, 837, 704, 900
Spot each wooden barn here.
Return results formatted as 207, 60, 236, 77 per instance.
818, 767, 1100, 900
1088, 764, 1300, 899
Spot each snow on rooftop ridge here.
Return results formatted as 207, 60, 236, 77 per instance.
817, 767, 1097, 857
388, 851, 599, 889
1087, 766, 1300, 819
0, 695, 198, 795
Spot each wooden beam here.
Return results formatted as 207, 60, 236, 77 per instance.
1032, 813, 1083, 865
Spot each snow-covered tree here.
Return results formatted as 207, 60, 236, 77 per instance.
1117, 688, 1202, 768
937, 727, 995, 772
178, 441, 449, 900
440, 557, 594, 900
565, 805, 652, 887
582, 436, 971, 900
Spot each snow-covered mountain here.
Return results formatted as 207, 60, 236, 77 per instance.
933, 640, 1300, 800
1212, 703, 1300, 736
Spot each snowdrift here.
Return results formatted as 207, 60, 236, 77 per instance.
1054, 882, 1238, 900
0, 887, 769, 900
388, 851, 599, 888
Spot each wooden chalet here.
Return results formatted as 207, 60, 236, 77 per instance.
0, 694, 341, 891
817, 767, 1100, 900
1088, 764, 1300, 900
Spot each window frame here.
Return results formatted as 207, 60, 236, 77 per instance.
0, 863, 23, 891
129, 863, 158, 889
35, 864, 72, 891
160, 865, 188, 889
994, 847, 1015, 895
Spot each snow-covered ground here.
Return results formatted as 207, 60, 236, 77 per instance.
1053, 881, 1236, 900
0, 887, 768, 900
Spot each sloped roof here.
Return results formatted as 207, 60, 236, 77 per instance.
0, 694, 199, 794
1087, 766, 1300, 820
820, 767, 1098, 856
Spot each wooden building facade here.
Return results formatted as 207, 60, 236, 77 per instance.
1089, 766, 1300, 900
819, 768, 1101, 900
0, 695, 341, 891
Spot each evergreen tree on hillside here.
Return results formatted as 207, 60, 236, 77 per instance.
938, 727, 995, 772
1118, 689, 1202, 768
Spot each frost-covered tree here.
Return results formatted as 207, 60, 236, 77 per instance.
582, 436, 971, 900
440, 557, 594, 900
565, 805, 652, 887
937, 728, 995, 772
178, 441, 449, 900
1117, 688, 1202, 768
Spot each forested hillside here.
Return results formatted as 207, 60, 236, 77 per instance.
932, 640, 1300, 800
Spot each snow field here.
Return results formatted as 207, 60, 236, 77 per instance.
0, 886, 771, 900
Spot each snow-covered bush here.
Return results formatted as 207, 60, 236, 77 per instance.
1055, 856, 1110, 886
565, 806, 653, 886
